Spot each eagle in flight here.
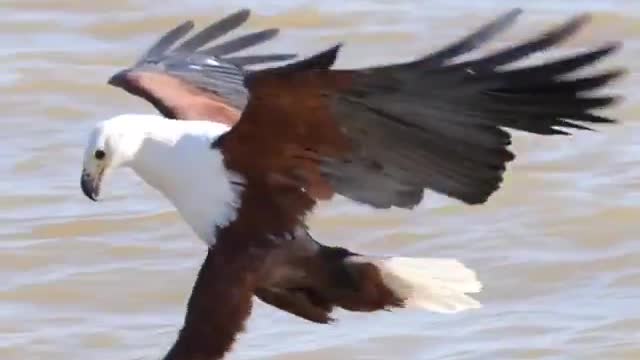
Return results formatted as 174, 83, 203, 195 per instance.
81, 8, 623, 360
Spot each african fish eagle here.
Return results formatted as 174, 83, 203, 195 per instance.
80, 8, 623, 360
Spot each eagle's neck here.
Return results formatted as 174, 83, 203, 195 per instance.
126, 118, 243, 245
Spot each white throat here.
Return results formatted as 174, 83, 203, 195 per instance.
117, 115, 243, 245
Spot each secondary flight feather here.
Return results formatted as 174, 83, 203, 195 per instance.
81, 8, 624, 360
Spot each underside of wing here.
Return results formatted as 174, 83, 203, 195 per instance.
108, 8, 340, 123
223, 9, 623, 212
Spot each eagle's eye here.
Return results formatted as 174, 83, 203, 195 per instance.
94, 149, 106, 160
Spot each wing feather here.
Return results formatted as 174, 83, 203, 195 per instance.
134, 20, 194, 66
220, 10, 623, 213
108, 10, 305, 121
174, 9, 251, 53
199, 29, 281, 56
163, 246, 257, 360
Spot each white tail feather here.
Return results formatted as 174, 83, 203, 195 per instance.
354, 256, 483, 313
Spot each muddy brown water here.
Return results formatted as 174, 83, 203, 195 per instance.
1, 0, 639, 359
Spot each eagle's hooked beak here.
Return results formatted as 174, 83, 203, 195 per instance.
81, 169, 101, 201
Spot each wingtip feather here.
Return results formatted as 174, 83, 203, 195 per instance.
420, 8, 523, 65
175, 8, 253, 53
200, 28, 281, 57
134, 20, 195, 65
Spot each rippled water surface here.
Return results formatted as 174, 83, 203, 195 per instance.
1, 0, 639, 359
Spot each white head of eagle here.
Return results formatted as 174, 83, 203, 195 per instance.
81, 114, 244, 244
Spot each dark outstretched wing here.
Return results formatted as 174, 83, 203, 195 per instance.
219, 10, 623, 217
163, 246, 258, 360
107, 8, 340, 124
